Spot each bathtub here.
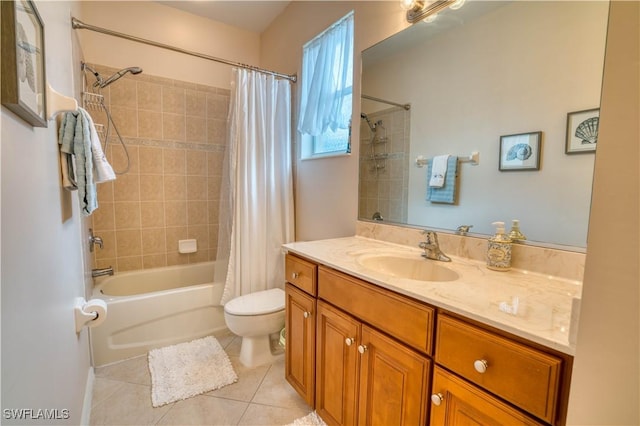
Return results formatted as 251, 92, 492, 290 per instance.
90, 261, 227, 366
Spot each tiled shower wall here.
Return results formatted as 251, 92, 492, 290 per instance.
87, 64, 228, 272
359, 107, 410, 224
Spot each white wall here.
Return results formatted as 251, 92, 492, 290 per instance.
77, 1, 261, 89
261, 1, 410, 241
1, 1, 92, 424
567, 1, 640, 424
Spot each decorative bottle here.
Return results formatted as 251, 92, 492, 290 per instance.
486, 221, 512, 271
508, 219, 527, 242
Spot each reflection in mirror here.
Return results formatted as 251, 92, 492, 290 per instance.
359, 1, 609, 250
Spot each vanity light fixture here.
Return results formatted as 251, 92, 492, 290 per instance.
404, 0, 461, 24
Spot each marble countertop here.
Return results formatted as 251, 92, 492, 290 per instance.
283, 236, 582, 355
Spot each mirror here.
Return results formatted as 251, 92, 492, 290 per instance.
359, 1, 609, 250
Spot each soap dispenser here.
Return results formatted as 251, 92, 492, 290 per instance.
508, 219, 527, 242
487, 221, 512, 271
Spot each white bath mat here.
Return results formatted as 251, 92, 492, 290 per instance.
148, 336, 238, 407
287, 411, 327, 426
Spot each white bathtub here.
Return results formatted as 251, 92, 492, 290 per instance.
90, 261, 227, 366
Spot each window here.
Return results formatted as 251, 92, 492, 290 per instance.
298, 11, 354, 158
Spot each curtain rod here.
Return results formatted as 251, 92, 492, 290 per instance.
362, 94, 410, 110
71, 17, 297, 83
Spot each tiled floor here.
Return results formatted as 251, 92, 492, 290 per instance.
89, 331, 313, 425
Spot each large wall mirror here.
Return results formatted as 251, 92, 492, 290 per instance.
359, 1, 609, 250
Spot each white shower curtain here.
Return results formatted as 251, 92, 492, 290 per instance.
217, 68, 294, 305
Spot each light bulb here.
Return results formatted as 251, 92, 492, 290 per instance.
422, 13, 438, 23
449, 0, 465, 10
400, 0, 416, 11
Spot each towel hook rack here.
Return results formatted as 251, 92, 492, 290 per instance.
416, 151, 479, 168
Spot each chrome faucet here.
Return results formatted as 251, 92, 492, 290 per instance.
92, 267, 114, 278
419, 230, 451, 262
89, 228, 103, 252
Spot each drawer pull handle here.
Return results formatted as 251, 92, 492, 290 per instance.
345, 337, 355, 346
292, 272, 300, 279
303, 311, 311, 319
474, 359, 489, 373
358, 345, 368, 354
431, 393, 445, 406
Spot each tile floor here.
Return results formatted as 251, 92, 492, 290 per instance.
89, 331, 313, 425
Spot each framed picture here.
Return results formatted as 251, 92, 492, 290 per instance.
565, 108, 599, 154
499, 131, 542, 171
1, 0, 47, 127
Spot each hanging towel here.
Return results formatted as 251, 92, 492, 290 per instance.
426, 156, 458, 204
429, 154, 450, 188
58, 108, 115, 215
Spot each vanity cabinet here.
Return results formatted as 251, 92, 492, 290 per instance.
284, 254, 317, 407
316, 267, 431, 426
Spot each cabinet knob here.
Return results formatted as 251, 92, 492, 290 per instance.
431, 393, 445, 406
292, 272, 300, 279
345, 337, 354, 346
303, 311, 311, 319
357, 345, 368, 354
474, 359, 489, 374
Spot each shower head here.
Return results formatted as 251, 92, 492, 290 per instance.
360, 112, 376, 132
97, 67, 143, 89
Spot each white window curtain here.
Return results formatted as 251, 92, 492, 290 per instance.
216, 68, 294, 305
298, 11, 354, 136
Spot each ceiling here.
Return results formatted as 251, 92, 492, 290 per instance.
157, 1, 291, 33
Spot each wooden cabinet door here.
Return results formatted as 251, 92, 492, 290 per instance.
358, 325, 430, 426
285, 283, 316, 407
315, 301, 360, 426
430, 366, 543, 426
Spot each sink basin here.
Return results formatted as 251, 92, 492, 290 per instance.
357, 254, 460, 282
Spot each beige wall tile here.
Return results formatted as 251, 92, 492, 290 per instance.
139, 147, 163, 174
208, 177, 222, 200
93, 202, 115, 231
207, 119, 226, 145
109, 144, 139, 175
94, 230, 116, 259
113, 173, 140, 202
208, 226, 219, 251
97, 181, 114, 202
116, 229, 142, 257
142, 228, 167, 255
118, 256, 143, 272
188, 224, 209, 250
109, 106, 138, 138
208, 201, 219, 225
165, 226, 188, 252
163, 114, 186, 141
95, 257, 116, 270
188, 250, 209, 263
139, 175, 164, 201
138, 110, 163, 139
167, 252, 189, 266
207, 151, 224, 176
164, 201, 187, 226
162, 86, 185, 114
163, 149, 186, 174
206, 93, 229, 120
186, 150, 207, 176
187, 201, 208, 225
109, 79, 138, 109
114, 202, 141, 229
140, 201, 165, 228
164, 175, 186, 201
186, 90, 206, 117
186, 116, 206, 143
143, 254, 167, 269
137, 81, 162, 112
187, 176, 207, 201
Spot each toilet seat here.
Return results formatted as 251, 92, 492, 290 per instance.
224, 288, 285, 316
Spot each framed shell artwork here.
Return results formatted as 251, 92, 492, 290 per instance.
565, 108, 599, 154
1, 0, 47, 127
499, 131, 542, 171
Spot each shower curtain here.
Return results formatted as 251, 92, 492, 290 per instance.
217, 68, 294, 305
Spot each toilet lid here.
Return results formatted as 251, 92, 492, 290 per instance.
224, 288, 285, 316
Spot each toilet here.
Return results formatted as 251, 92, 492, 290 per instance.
223, 288, 285, 368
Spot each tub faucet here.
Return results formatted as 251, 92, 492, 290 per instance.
419, 230, 451, 262
89, 228, 103, 252
92, 267, 114, 278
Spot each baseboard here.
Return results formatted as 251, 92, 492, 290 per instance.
80, 367, 95, 426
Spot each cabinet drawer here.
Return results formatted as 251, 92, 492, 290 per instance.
318, 266, 434, 355
285, 254, 317, 296
435, 315, 562, 423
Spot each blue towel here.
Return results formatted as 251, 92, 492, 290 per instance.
426, 156, 458, 204
59, 108, 98, 215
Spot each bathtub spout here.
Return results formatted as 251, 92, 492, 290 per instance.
92, 267, 114, 278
